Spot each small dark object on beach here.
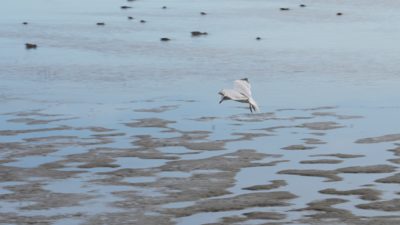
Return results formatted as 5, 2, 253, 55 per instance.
162, 6, 167, 9
96, 22, 105, 26
256, 37, 261, 40
121, 6, 132, 9
25, 43, 37, 49
140, 20, 146, 23
191, 31, 208, 37
128, 16, 134, 20
337, 12, 343, 16
280, 8, 290, 11
300, 4, 306, 7
127, 0, 135, 1
200, 12, 207, 15
160, 38, 170, 41
22, 22, 28, 25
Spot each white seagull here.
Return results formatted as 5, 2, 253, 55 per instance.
218, 78, 260, 113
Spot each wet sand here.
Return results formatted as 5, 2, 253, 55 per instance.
0, 104, 400, 225
1, 0, 400, 224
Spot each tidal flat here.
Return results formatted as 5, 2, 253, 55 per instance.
1, 0, 400, 224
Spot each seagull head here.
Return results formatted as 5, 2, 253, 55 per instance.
218, 90, 227, 104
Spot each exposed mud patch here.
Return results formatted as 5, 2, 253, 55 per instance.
300, 159, 343, 164
302, 138, 327, 145
311, 111, 363, 120
168, 191, 297, 217
134, 105, 179, 113
375, 173, 400, 184
310, 153, 365, 159
125, 118, 176, 128
337, 165, 397, 173
278, 169, 341, 182
297, 198, 355, 220
319, 188, 381, 201
282, 145, 315, 150
356, 134, 400, 144
356, 199, 400, 212
242, 180, 287, 191
298, 121, 344, 130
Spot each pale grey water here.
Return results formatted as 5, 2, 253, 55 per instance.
1, 0, 400, 224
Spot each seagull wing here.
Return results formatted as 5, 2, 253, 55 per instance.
222, 89, 248, 101
234, 79, 252, 98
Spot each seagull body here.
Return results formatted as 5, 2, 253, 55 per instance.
218, 78, 259, 112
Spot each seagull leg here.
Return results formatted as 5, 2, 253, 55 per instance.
251, 104, 256, 112
249, 104, 253, 113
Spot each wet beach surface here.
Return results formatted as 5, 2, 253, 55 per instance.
1, 0, 400, 224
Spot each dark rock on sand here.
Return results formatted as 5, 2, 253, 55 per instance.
280, 8, 290, 11
25, 43, 37, 49
337, 12, 343, 16
337, 165, 397, 174
162, 6, 167, 9
160, 38, 171, 42
200, 12, 207, 15
22, 22, 28, 25
128, 16, 133, 20
140, 20, 146, 23
256, 37, 261, 40
300, 4, 306, 7
319, 188, 381, 201
96, 22, 105, 26
121, 6, 132, 9
191, 31, 208, 37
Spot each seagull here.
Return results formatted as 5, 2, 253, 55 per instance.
218, 78, 260, 113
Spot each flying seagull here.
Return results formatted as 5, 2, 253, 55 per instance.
218, 78, 260, 113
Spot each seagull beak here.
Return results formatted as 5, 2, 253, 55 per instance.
219, 96, 225, 104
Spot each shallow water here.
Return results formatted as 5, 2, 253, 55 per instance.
1, 0, 400, 224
